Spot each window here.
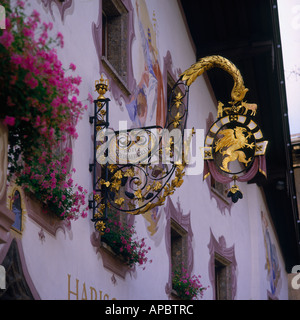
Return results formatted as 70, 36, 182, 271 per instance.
208, 229, 237, 300
102, 0, 129, 89
211, 175, 228, 200
171, 219, 188, 275
165, 197, 193, 298
214, 253, 232, 300
11, 190, 22, 232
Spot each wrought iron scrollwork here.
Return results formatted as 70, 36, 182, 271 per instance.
90, 76, 191, 232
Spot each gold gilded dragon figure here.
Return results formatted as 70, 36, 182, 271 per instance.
214, 127, 255, 172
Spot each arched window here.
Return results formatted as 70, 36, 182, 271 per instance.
11, 190, 22, 232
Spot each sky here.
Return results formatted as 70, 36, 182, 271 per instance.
278, 0, 300, 137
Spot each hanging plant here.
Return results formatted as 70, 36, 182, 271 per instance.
100, 210, 152, 269
0, 0, 88, 221
172, 265, 208, 300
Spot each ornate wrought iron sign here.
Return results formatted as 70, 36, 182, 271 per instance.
181, 55, 268, 202
90, 56, 268, 233
89, 75, 190, 233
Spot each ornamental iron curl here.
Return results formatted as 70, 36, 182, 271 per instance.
89, 75, 191, 233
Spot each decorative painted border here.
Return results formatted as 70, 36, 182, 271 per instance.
6, 184, 27, 234
92, 0, 136, 106
164, 197, 193, 298
0, 236, 41, 299
207, 228, 237, 300
162, 50, 182, 98
41, 0, 73, 22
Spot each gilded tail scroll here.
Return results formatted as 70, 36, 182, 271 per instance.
180, 55, 248, 104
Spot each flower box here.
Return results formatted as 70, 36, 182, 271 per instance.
99, 241, 133, 279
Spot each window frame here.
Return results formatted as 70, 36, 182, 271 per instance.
170, 218, 188, 277
11, 190, 23, 233
208, 229, 237, 300
100, 0, 131, 96
214, 252, 232, 300
7, 186, 26, 235
93, 0, 136, 104
164, 197, 193, 299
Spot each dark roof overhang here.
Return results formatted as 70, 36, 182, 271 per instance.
180, 0, 300, 271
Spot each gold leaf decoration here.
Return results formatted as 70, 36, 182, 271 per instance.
180, 55, 248, 104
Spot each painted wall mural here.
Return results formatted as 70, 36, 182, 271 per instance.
128, 1, 181, 242
261, 211, 281, 298
126, 0, 165, 128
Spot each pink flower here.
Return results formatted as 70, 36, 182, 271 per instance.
0, 30, 14, 49
57, 32, 63, 39
11, 54, 23, 65
71, 96, 78, 104
43, 22, 53, 31
49, 127, 55, 138
69, 63, 76, 71
88, 93, 93, 104
81, 211, 87, 218
3, 116, 16, 126
31, 10, 41, 21
57, 32, 64, 48
23, 27, 34, 38
17, 0, 25, 8
5, 18, 11, 30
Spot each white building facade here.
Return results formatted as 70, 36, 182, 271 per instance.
0, 0, 298, 300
